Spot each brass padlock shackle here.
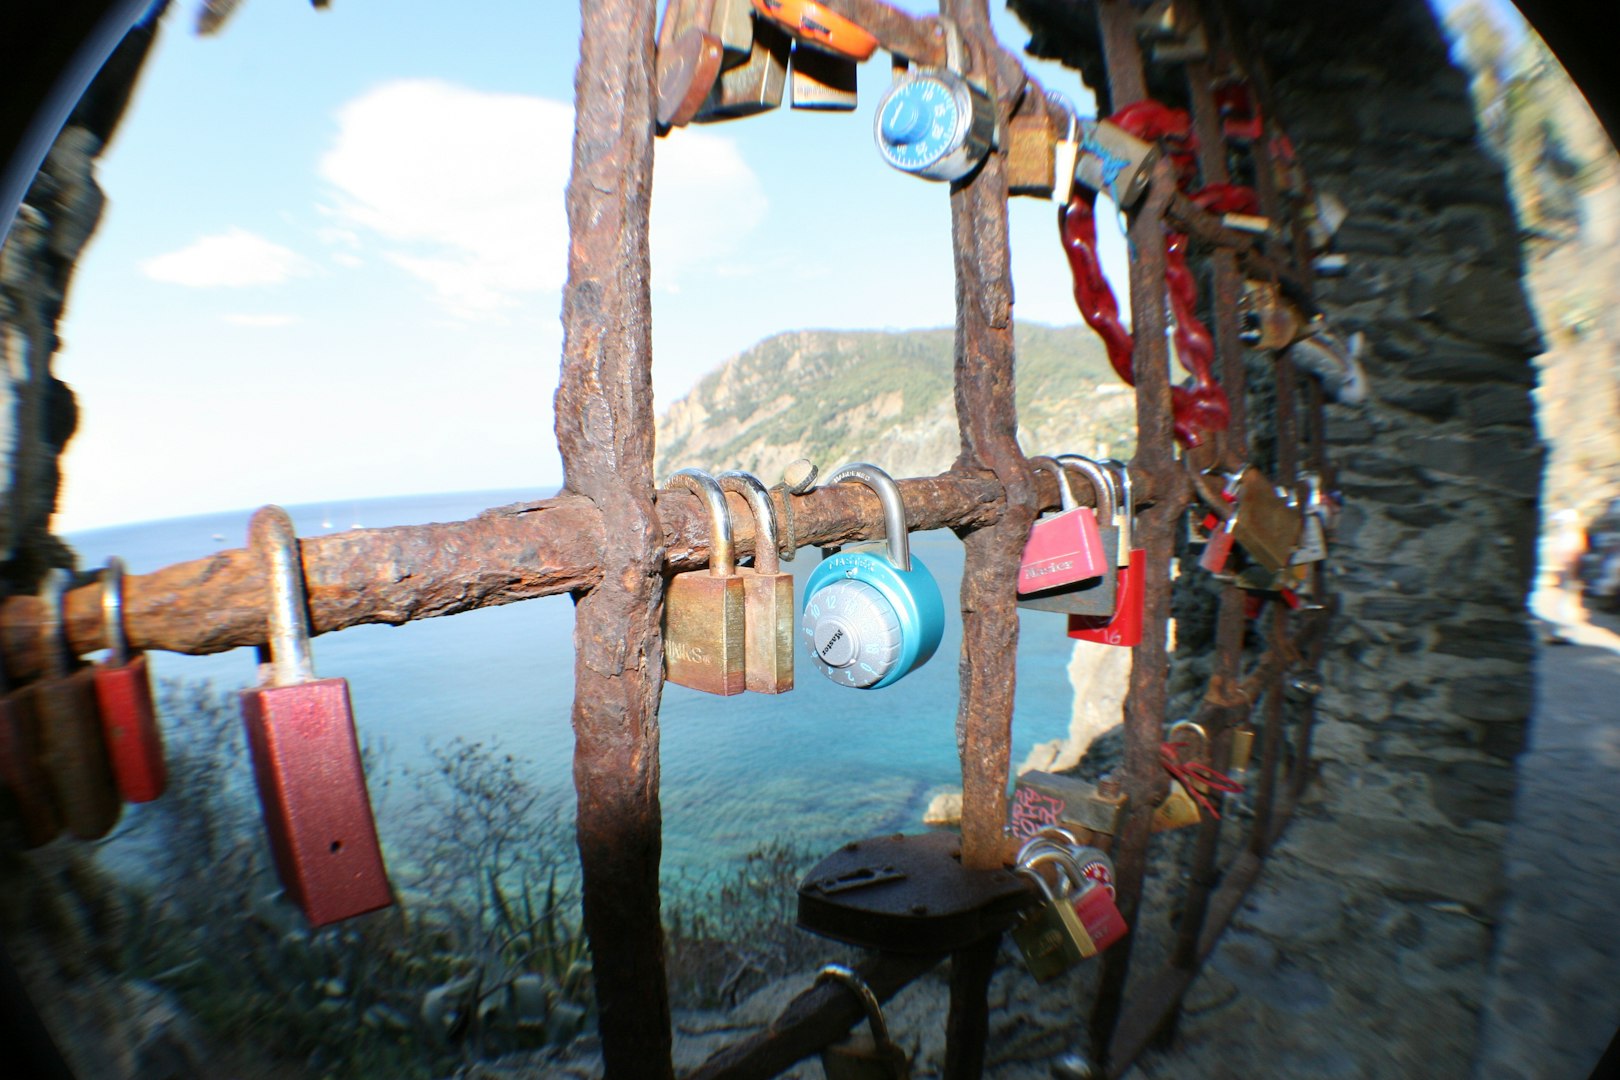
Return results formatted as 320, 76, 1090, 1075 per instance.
718, 470, 780, 575
826, 463, 912, 572
815, 963, 894, 1050
100, 557, 130, 666
38, 568, 77, 680
1029, 455, 1079, 513
665, 468, 736, 578
249, 506, 318, 687
1055, 454, 1116, 523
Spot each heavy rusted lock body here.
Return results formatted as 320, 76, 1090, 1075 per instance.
1019, 457, 1118, 616
0, 687, 60, 847
1231, 468, 1302, 574
92, 557, 166, 803
817, 965, 911, 1080
662, 469, 748, 696
240, 507, 392, 927
31, 570, 120, 840
1010, 770, 1127, 841
697, 18, 790, 120
719, 471, 793, 693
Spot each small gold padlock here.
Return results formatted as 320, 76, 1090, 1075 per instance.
696, 17, 790, 121
718, 471, 793, 693
661, 468, 748, 696
1230, 468, 1303, 574
1150, 779, 1202, 832
817, 964, 911, 1079
1006, 106, 1058, 197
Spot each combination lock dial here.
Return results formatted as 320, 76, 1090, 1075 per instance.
873, 68, 995, 182
800, 464, 945, 691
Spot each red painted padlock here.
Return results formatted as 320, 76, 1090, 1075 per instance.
239, 506, 392, 927
1069, 460, 1146, 647
0, 649, 60, 847
31, 569, 121, 840
1019, 456, 1109, 594
92, 557, 167, 803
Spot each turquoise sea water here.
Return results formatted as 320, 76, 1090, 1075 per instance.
67, 489, 1081, 881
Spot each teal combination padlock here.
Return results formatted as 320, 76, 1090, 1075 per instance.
801, 464, 945, 690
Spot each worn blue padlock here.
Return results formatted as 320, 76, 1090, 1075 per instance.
801, 463, 945, 689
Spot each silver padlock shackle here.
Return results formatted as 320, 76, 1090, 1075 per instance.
815, 963, 894, 1050
1014, 861, 1071, 905
718, 470, 780, 575
1055, 454, 1116, 523
665, 468, 735, 578
826, 463, 912, 572
1029, 455, 1079, 513
1021, 847, 1086, 897
101, 556, 130, 666
249, 505, 317, 687
38, 568, 75, 680
1015, 825, 1084, 866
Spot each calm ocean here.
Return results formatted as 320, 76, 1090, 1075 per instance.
66, 489, 1082, 882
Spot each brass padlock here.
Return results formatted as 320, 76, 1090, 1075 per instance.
29, 569, 121, 840
1230, 468, 1302, 574
1011, 854, 1092, 978
1006, 106, 1058, 197
718, 471, 794, 693
696, 17, 790, 121
816, 964, 911, 1079
662, 468, 748, 696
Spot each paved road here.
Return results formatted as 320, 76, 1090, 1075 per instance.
1472, 596, 1620, 1080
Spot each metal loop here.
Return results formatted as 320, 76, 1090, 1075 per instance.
37, 568, 73, 680
1056, 454, 1116, 522
101, 557, 129, 665
1029, 456, 1078, 512
248, 505, 317, 686
665, 468, 735, 577
815, 963, 893, 1049
826, 463, 911, 572
1021, 847, 1084, 896
718, 471, 780, 575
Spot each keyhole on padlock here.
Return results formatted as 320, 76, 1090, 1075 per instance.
330, 839, 343, 853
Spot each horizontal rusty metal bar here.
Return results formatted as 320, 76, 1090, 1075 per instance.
3, 465, 1164, 683
820, 0, 946, 65
684, 951, 943, 1080
1164, 192, 1316, 314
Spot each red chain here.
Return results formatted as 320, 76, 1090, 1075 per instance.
1060, 189, 1137, 387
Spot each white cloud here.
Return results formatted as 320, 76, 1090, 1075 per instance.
318, 78, 766, 319
140, 228, 311, 287
221, 313, 297, 327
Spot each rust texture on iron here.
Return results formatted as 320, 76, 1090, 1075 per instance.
944, 0, 1038, 876
555, 0, 673, 1074
821, 0, 947, 65
1089, 139, 1183, 1073
0, 467, 1165, 685
685, 951, 943, 1080
944, 933, 1001, 1080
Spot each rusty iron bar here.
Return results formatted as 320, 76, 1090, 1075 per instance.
556, 0, 672, 1075
820, 0, 947, 65
942, 0, 1034, 877
685, 951, 944, 1080
4, 467, 1162, 685
1087, 0, 1189, 1061
1168, 6, 1259, 991
944, 935, 1001, 1080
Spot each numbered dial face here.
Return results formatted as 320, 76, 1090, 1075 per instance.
801, 578, 903, 688
873, 70, 995, 182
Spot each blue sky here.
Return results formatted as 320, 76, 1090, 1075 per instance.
52, 0, 1121, 530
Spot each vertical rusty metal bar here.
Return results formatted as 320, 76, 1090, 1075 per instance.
1245, 355, 1298, 859
1086, 5, 1181, 1057
943, 935, 1000, 1080
1289, 379, 1330, 802
941, 0, 1037, 874
1168, 5, 1251, 998
556, 2, 673, 1076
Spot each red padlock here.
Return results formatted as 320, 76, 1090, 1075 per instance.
1073, 881, 1129, 953
92, 557, 166, 803
1069, 460, 1146, 647
239, 507, 392, 927
1019, 456, 1109, 594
